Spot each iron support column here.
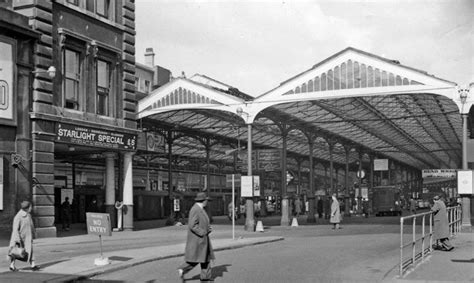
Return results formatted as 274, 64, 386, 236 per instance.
461, 113, 471, 228
244, 124, 255, 231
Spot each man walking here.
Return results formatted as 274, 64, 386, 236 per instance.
178, 192, 215, 282
410, 197, 417, 215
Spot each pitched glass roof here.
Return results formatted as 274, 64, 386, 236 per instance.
137, 48, 467, 173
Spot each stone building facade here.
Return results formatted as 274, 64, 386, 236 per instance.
4, 0, 137, 237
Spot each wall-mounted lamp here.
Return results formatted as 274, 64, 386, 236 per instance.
236, 107, 243, 116
459, 88, 468, 104
32, 66, 56, 78
236, 106, 249, 117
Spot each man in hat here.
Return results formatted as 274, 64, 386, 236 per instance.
178, 192, 215, 282
431, 195, 453, 251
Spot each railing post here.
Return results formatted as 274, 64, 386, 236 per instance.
412, 215, 416, 267
400, 216, 404, 277
429, 212, 433, 253
421, 214, 425, 262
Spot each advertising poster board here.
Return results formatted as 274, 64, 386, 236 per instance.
253, 176, 260, 197
0, 156, 3, 210
457, 170, 473, 195
241, 176, 253, 197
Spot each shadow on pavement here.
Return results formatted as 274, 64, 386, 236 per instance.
183, 264, 232, 282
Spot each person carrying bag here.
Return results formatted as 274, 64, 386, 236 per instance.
8, 200, 40, 271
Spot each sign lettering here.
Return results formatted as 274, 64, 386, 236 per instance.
56, 123, 137, 150
86, 213, 112, 236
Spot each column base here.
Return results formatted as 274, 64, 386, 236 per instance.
244, 219, 256, 232
460, 225, 472, 233
36, 227, 57, 238
104, 205, 116, 229
280, 198, 289, 226
306, 214, 316, 223
123, 204, 134, 231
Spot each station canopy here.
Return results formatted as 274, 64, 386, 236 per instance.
137, 47, 468, 174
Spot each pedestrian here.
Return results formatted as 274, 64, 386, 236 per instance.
317, 196, 323, 218
178, 192, 215, 282
323, 196, 331, 219
410, 197, 417, 215
431, 195, 453, 251
8, 200, 39, 271
61, 197, 72, 231
362, 198, 369, 218
294, 197, 302, 217
87, 198, 99, 213
330, 194, 342, 229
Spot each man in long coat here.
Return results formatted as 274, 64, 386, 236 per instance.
330, 194, 342, 229
178, 192, 215, 282
431, 195, 453, 251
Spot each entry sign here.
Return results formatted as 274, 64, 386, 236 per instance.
86, 213, 112, 236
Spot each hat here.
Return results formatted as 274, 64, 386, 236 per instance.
20, 201, 31, 210
195, 192, 211, 201
433, 195, 440, 201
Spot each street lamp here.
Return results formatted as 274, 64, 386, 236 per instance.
235, 106, 256, 231
458, 86, 472, 229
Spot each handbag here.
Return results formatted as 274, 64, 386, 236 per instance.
9, 243, 28, 261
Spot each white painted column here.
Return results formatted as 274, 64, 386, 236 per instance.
122, 152, 134, 231
103, 152, 116, 228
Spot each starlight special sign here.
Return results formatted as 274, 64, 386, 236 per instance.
56, 123, 137, 150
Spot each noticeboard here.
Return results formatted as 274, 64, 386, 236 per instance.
241, 175, 260, 197
457, 170, 473, 195
86, 213, 112, 236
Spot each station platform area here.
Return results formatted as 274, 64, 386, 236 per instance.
0, 215, 472, 282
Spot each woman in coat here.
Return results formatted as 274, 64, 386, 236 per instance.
8, 201, 39, 271
330, 194, 342, 229
431, 195, 453, 251
178, 192, 215, 281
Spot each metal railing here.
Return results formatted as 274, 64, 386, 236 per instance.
399, 205, 462, 277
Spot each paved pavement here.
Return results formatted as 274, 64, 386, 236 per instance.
0, 215, 471, 282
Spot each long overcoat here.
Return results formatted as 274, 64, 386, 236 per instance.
330, 199, 341, 224
184, 203, 215, 263
431, 200, 449, 240
9, 209, 35, 262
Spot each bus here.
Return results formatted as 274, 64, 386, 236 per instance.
372, 186, 402, 216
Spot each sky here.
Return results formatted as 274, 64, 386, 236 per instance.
135, 0, 473, 96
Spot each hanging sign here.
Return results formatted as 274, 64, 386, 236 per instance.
56, 123, 137, 150
374, 159, 388, 171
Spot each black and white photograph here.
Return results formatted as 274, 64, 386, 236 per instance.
0, 0, 472, 282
